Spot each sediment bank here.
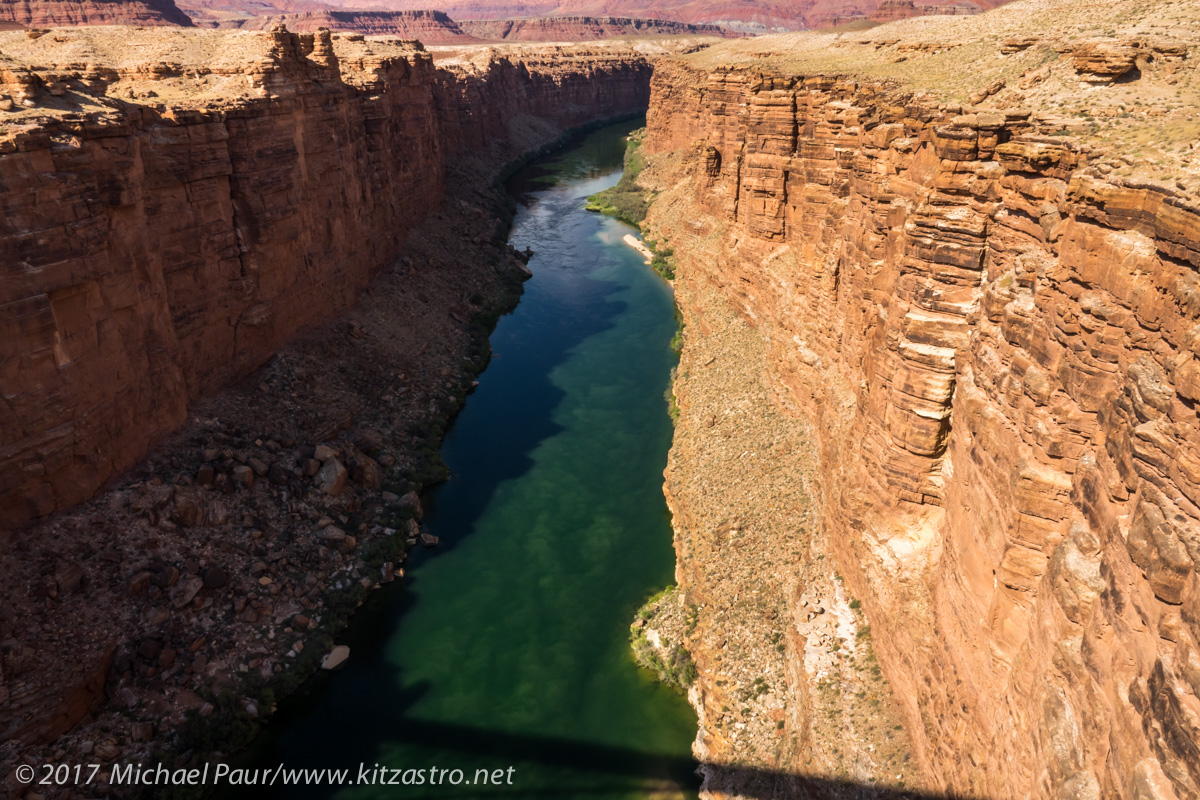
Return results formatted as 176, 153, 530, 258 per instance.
0, 28, 658, 793
638, 9, 1200, 797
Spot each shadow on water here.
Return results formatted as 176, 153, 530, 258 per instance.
224, 119, 974, 800
239, 701, 972, 800
413, 122, 636, 547
417, 264, 628, 556
320, 716, 978, 800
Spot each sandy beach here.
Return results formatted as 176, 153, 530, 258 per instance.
623, 233, 653, 263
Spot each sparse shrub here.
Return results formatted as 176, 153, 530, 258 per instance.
585, 129, 652, 225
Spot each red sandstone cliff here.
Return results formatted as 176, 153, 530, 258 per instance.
458, 15, 736, 41
312, 0, 1009, 32
0, 0, 193, 26
208, 8, 481, 39
181, 5, 731, 40
869, 0, 981, 22
642, 12, 1200, 800
0, 29, 652, 531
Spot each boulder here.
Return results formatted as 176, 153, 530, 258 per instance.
315, 459, 347, 496
354, 429, 384, 454
54, 562, 84, 595
196, 465, 215, 486
398, 490, 423, 517
268, 462, 290, 486
1001, 36, 1038, 54
202, 566, 228, 589
318, 526, 347, 543
321, 645, 350, 670
172, 491, 204, 527
354, 455, 383, 490
127, 571, 153, 596
232, 464, 255, 489
169, 576, 204, 609
1072, 39, 1143, 82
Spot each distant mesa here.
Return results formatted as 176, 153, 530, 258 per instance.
457, 15, 737, 41
869, 0, 983, 22
174, 5, 732, 40
0, 0, 194, 27
188, 6, 483, 40
301, 0, 1015, 32
3, 0, 1017, 34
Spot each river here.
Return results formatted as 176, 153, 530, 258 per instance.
236, 119, 697, 800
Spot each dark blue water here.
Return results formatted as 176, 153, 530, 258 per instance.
240, 120, 697, 800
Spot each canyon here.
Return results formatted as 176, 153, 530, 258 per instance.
456, 15, 734, 42
0, 27, 652, 529
185, 7, 483, 38
172, 0, 1012, 36
313, 0, 1006, 33
635, 0, 1200, 797
4, 0, 1200, 797
181, 8, 732, 42
0, 24, 658, 790
0, 0, 1013, 42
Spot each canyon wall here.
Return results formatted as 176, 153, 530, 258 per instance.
0, 0, 193, 27
199, 11, 731, 41
457, 16, 735, 41
205, 9, 481, 41
0, 30, 651, 531
645, 58, 1200, 799
312, 0, 1009, 33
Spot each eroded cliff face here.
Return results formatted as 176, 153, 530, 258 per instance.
0, 0, 193, 27
0, 29, 652, 530
644, 48, 1200, 800
201, 9, 481, 40
457, 16, 736, 42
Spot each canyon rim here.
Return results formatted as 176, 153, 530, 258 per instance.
4, 0, 1200, 799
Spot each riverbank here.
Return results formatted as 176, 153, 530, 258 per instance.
623, 234, 654, 263
0, 112, 658, 798
0, 161, 525, 799
614, 101, 922, 797
232, 119, 698, 800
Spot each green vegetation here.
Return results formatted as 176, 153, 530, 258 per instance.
663, 302, 684, 423
648, 245, 676, 281
668, 327, 684, 357
664, 367, 680, 424
630, 586, 698, 693
633, 637, 697, 693
583, 126, 678, 285
585, 128, 652, 225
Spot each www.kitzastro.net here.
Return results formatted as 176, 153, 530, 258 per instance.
12, 762, 517, 788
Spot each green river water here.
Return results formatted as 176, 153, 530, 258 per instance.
241, 119, 700, 800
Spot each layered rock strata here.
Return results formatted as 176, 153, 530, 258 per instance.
1, 26, 655, 795
869, 0, 980, 22
313, 0, 1011, 33
0, 29, 652, 530
458, 15, 736, 41
205, 8, 482, 41
643, 40, 1200, 800
0, 0, 193, 27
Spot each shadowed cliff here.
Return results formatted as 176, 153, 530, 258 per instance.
0, 28, 654, 530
